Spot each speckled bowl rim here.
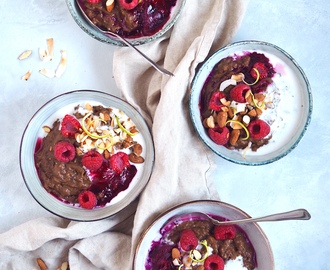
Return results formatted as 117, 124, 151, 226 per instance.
19, 90, 155, 221
189, 40, 313, 166
65, 0, 186, 46
133, 200, 275, 269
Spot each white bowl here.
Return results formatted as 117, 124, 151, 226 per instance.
133, 200, 274, 269
65, 0, 186, 46
190, 40, 313, 165
20, 90, 154, 221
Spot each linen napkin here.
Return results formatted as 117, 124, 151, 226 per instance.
0, 1, 248, 269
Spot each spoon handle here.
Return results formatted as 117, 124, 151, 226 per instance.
108, 32, 174, 77
211, 209, 311, 225
75, 0, 174, 77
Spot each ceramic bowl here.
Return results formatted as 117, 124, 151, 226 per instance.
65, 0, 186, 46
190, 40, 312, 165
20, 90, 154, 221
133, 200, 274, 269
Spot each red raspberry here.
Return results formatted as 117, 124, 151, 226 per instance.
179, 229, 198, 251
204, 254, 224, 270
53, 141, 76, 162
214, 225, 236, 240
61, 114, 81, 138
119, 0, 139, 10
86, 0, 102, 3
208, 126, 229, 145
209, 91, 225, 111
251, 62, 268, 79
229, 84, 250, 103
78, 190, 97, 209
248, 119, 270, 139
82, 150, 104, 171
109, 152, 130, 174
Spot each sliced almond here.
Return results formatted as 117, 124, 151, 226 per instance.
18, 50, 32, 60
21, 70, 32, 81
106, 0, 115, 12
217, 111, 227, 128
172, 247, 180, 259
36, 258, 47, 270
57, 262, 69, 270
42, 126, 51, 133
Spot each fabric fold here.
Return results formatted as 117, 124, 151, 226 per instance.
0, 1, 248, 269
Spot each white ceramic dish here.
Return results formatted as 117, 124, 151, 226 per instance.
65, 0, 186, 46
190, 40, 312, 165
133, 200, 274, 269
20, 90, 154, 221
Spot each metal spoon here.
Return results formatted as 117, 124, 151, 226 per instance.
75, 0, 174, 76
165, 209, 311, 227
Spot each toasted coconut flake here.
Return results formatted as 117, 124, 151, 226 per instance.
47, 38, 54, 60
21, 70, 32, 81
219, 79, 236, 91
55, 50, 67, 78
39, 68, 55, 78
38, 47, 51, 62
18, 50, 32, 60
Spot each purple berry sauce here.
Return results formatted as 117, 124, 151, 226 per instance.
80, 0, 177, 39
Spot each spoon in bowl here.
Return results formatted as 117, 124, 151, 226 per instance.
75, 0, 174, 77
164, 208, 311, 227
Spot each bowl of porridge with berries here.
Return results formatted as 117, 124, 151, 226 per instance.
190, 40, 312, 165
20, 90, 154, 221
133, 200, 274, 269
66, 0, 185, 46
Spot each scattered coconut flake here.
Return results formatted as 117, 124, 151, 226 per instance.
47, 38, 54, 60
39, 68, 55, 78
39, 47, 49, 61
55, 50, 67, 78
219, 79, 236, 91
18, 50, 32, 60
21, 70, 32, 81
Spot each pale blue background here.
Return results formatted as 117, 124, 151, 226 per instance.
0, 0, 329, 269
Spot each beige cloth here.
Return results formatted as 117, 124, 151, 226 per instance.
0, 1, 248, 269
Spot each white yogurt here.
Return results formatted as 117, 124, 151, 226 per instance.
231, 51, 304, 156
225, 256, 253, 270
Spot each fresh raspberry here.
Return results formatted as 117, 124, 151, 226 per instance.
78, 190, 97, 209
82, 150, 104, 171
86, 0, 102, 3
179, 229, 198, 251
208, 126, 229, 145
209, 91, 225, 111
229, 84, 250, 103
61, 114, 81, 138
119, 0, 139, 10
53, 141, 76, 162
214, 225, 236, 240
248, 119, 270, 139
204, 254, 224, 270
109, 152, 130, 174
251, 62, 268, 79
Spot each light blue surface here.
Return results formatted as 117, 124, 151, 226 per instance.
215, 1, 329, 269
0, 0, 329, 269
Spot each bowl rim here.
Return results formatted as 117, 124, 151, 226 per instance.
133, 199, 275, 269
19, 89, 155, 221
189, 40, 313, 166
65, 0, 186, 46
